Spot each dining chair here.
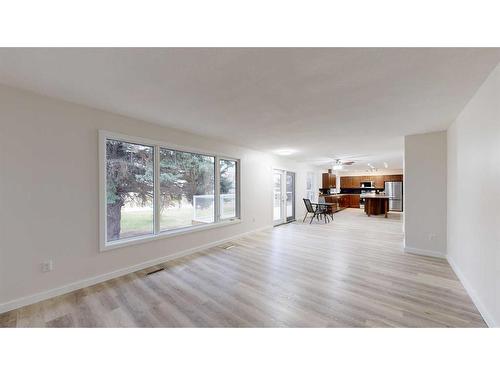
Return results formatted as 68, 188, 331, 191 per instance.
303, 198, 328, 224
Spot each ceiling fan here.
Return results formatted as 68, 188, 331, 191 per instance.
332, 158, 355, 170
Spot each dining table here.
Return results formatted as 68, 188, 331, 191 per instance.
310, 201, 335, 223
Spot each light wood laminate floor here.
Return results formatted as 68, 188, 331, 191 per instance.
0, 209, 486, 327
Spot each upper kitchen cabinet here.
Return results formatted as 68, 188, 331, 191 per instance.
338, 174, 403, 189
373, 175, 384, 188
340, 176, 351, 188
384, 174, 403, 183
351, 176, 361, 188
322, 172, 336, 188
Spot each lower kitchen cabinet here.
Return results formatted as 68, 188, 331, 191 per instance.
349, 194, 360, 208
321, 194, 361, 211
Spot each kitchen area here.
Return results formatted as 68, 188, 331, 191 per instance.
319, 170, 403, 217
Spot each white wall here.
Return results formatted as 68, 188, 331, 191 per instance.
447, 63, 500, 327
404, 131, 447, 258
0, 84, 320, 312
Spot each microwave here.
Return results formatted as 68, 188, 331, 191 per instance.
360, 181, 373, 188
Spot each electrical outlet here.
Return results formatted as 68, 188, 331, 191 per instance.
428, 233, 436, 241
41, 260, 53, 273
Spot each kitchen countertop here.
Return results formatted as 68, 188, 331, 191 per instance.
319, 193, 360, 197
360, 194, 392, 199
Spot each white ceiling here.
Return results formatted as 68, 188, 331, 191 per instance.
1, 48, 499, 170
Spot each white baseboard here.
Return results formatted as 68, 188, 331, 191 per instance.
403, 246, 446, 259
446, 255, 497, 328
0, 225, 272, 314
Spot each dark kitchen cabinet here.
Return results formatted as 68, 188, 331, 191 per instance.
338, 174, 403, 189
337, 195, 349, 209
349, 194, 360, 208
340, 176, 355, 188
340, 176, 348, 188
374, 175, 384, 188
322, 173, 336, 188
384, 174, 403, 184
351, 176, 361, 188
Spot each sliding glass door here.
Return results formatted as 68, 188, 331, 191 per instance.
286, 171, 295, 222
273, 169, 295, 225
273, 170, 284, 225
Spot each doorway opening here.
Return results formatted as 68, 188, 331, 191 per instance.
273, 169, 295, 226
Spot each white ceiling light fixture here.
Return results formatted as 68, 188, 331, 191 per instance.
384, 162, 389, 169
332, 159, 354, 171
274, 149, 295, 156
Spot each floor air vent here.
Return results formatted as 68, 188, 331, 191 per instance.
146, 267, 165, 276
218, 242, 237, 250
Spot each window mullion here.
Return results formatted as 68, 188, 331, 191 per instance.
154, 145, 161, 234
214, 156, 221, 222
236, 160, 241, 219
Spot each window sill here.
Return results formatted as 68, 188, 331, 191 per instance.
101, 218, 241, 252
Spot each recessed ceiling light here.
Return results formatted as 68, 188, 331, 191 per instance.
384, 162, 389, 169
274, 149, 295, 156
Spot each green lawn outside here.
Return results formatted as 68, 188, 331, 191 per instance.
119, 203, 235, 238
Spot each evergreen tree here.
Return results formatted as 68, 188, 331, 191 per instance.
106, 140, 232, 240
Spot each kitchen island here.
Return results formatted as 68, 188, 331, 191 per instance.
319, 194, 360, 212
360, 193, 391, 218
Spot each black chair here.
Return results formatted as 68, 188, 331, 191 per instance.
303, 198, 328, 224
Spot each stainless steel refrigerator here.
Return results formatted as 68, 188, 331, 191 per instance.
384, 181, 403, 212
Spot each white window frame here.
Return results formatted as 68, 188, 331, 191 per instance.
217, 158, 240, 222
99, 130, 241, 252
306, 171, 316, 201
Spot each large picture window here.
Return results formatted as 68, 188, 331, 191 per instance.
159, 148, 215, 231
106, 139, 154, 242
100, 131, 240, 250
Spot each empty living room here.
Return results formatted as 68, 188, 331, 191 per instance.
1, 2, 499, 375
